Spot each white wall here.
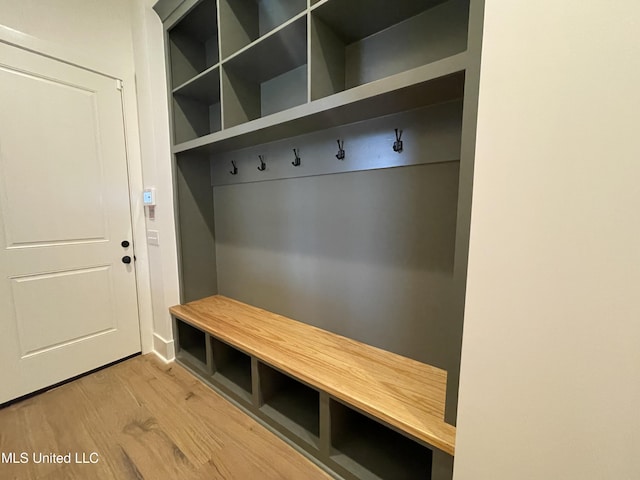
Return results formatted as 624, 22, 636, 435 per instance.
130, 0, 180, 360
0, 0, 134, 72
0, 0, 156, 354
454, 1, 640, 479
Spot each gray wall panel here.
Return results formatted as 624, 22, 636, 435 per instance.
176, 153, 218, 302
214, 162, 460, 374
261, 64, 308, 117
211, 100, 463, 186
258, 0, 306, 35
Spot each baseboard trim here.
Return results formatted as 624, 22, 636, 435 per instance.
153, 333, 175, 362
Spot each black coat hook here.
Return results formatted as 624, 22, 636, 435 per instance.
393, 128, 403, 153
257, 155, 266, 171
230, 160, 238, 175
336, 140, 345, 160
292, 149, 301, 167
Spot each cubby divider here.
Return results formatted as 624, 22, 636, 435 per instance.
257, 362, 320, 449
329, 399, 433, 480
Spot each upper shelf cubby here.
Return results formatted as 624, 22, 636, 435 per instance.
172, 65, 221, 143
222, 16, 307, 128
219, 0, 307, 60
168, 0, 220, 87
164, 0, 470, 153
310, 0, 469, 100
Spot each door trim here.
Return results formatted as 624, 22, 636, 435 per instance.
0, 24, 154, 354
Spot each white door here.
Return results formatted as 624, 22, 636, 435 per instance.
0, 41, 141, 404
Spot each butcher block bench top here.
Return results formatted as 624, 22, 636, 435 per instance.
170, 295, 456, 455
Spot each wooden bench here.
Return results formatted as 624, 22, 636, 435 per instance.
170, 295, 456, 478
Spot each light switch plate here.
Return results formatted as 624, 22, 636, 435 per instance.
147, 230, 159, 246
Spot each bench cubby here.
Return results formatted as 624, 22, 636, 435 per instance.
210, 336, 252, 402
175, 319, 208, 373
329, 399, 433, 480
258, 362, 320, 449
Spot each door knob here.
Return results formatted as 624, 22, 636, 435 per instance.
121, 240, 130, 248
122, 256, 132, 264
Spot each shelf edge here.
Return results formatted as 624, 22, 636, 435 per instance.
172, 63, 220, 95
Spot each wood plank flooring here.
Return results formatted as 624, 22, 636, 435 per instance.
0, 355, 332, 480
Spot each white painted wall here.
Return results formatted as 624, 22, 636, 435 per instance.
0, 0, 134, 73
129, 0, 180, 360
454, 1, 640, 479
0, 0, 155, 354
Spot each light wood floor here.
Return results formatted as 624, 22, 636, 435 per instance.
0, 355, 332, 480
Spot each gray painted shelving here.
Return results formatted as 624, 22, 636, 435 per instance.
155, 0, 485, 478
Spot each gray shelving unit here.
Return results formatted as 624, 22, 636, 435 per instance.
154, 0, 486, 477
